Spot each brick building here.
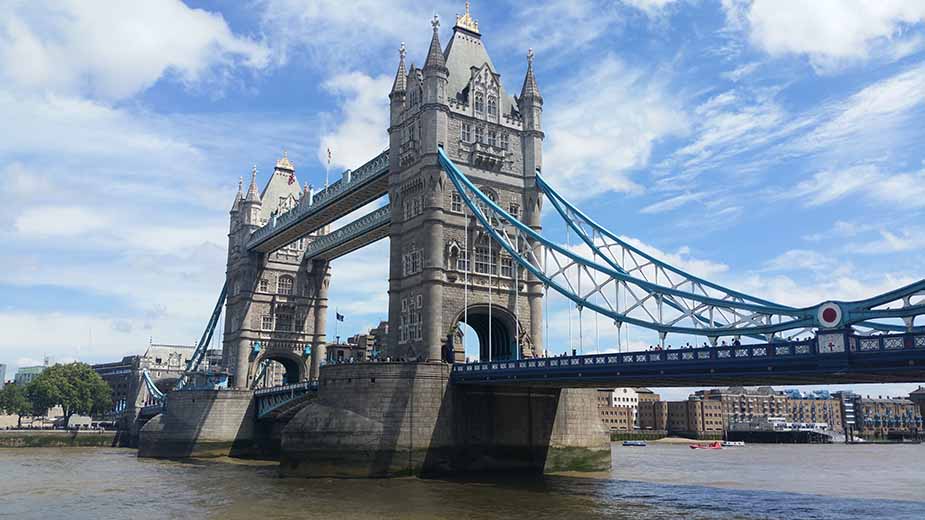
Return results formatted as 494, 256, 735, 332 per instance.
852, 395, 923, 439
695, 386, 788, 429
637, 388, 667, 431
785, 390, 844, 432
666, 398, 724, 438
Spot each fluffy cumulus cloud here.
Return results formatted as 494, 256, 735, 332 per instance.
0, 0, 268, 100
317, 73, 392, 170
724, 0, 925, 70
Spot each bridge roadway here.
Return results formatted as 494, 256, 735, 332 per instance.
450, 332, 925, 387
246, 150, 390, 254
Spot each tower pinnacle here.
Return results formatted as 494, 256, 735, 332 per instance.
390, 42, 408, 95
245, 165, 260, 203
455, 1, 479, 34
424, 15, 447, 71
520, 48, 542, 101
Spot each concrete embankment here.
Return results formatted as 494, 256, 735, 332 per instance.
0, 430, 118, 448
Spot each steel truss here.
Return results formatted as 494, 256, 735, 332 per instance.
438, 148, 924, 338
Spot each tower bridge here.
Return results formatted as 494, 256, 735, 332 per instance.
138, 4, 925, 477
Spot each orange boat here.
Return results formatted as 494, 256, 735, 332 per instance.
689, 441, 723, 450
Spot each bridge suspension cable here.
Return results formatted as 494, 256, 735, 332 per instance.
176, 281, 228, 391
437, 148, 925, 338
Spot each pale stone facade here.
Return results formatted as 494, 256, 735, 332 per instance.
223, 156, 331, 388
385, 11, 545, 363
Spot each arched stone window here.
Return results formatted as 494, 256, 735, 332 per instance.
487, 96, 497, 117
474, 93, 484, 114
277, 275, 294, 295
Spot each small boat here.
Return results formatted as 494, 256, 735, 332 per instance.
690, 441, 723, 450
622, 440, 647, 447
721, 441, 745, 447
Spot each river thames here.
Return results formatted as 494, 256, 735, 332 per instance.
1, 443, 923, 519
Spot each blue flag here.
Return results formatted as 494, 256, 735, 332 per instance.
336, 312, 344, 322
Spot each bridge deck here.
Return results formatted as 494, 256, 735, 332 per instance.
247, 150, 389, 253
451, 333, 925, 388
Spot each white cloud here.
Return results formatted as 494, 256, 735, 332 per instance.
803, 220, 874, 242
14, 206, 109, 237
797, 64, 925, 155
317, 73, 392, 171
500, 0, 625, 55
0, 0, 268, 100
543, 55, 688, 200
761, 249, 844, 274
258, 0, 450, 71
622, 0, 680, 17
790, 165, 925, 209
726, 0, 925, 71
640, 191, 708, 214
852, 228, 925, 255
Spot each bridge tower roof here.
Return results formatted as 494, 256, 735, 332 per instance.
442, 2, 516, 116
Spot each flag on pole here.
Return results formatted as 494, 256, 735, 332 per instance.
336, 312, 344, 322
288, 171, 295, 185
325, 147, 332, 187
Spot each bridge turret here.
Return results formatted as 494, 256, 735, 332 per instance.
230, 176, 243, 216
242, 165, 263, 227
422, 15, 450, 153
519, 49, 545, 356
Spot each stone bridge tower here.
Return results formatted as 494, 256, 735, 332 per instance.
386, 6, 545, 363
223, 155, 331, 388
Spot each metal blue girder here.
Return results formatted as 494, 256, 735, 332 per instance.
438, 147, 924, 336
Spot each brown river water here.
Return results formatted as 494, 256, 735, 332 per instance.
1, 443, 923, 519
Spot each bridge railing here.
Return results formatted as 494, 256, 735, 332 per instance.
254, 380, 319, 397
254, 380, 319, 418
451, 332, 925, 375
246, 150, 389, 250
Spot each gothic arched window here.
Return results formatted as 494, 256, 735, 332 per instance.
474, 93, 484, 114
487, 96, 497, 117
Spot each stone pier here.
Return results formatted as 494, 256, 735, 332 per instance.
138, 389, 256, 458
280, 362, 610, 477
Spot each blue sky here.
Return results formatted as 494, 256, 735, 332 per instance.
1, 0, 923, 399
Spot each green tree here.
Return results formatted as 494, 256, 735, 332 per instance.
27, 363, 112, 429
0, 383, 34, 428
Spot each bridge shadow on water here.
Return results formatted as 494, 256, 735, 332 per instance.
419, 472, 925, 520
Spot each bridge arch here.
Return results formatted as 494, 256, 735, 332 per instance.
453, 304, 524, 362
252, 350, 307, 388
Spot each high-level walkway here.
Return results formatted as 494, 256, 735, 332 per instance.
246, 150, 389, 253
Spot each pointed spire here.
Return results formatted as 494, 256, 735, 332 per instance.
391, 42, 408, 95
424, 14, 447, 71
520, 48, 542, 101
245, 165, 261, 203
231, 176, 243, 212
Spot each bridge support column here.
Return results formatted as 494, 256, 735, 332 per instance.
234, 338, 250, 389
309, 259, 330, 380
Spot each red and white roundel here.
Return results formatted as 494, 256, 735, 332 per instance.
817, 302, 842, 328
